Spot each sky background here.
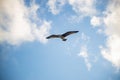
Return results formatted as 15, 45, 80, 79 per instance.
0, 0, 120, 80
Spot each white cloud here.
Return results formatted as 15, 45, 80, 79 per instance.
47, 0, 97, 16
33, 20, 51, 44
101, 35, 120, 70
90, 16, 101, 27
100, 0, 120, 70
78, 46, 92, 71
47, 0, 66, 15
0, 0, 51, 45
67, 0, 97, 24
68, 0, 96, 16
103, 4, 120, 36
90, 16, 104, 34
28, 0, 40, 22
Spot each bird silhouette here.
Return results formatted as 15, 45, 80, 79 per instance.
46, 31, 79, 41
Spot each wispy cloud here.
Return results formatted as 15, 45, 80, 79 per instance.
78, 46, 92, 71
90, 16, 104, 34
47, 0, 66, 15
33, 20, 51, 44
0, 0, 51, 45
81, 33, 90, 41
47, 0, 97, 16
68, 0, 98, 24
90, 16, 102, 27
68, 0, 97, 16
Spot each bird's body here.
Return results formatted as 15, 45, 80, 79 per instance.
46, 31, 79, 41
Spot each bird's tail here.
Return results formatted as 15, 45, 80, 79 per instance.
62, 39, 67, 41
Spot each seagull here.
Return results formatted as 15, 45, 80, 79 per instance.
46, 31, 79, 41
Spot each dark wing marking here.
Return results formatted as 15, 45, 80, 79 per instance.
46, 35, 60, 39
62, 31, 79, 37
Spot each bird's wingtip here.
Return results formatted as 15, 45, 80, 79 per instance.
46, 37, 49, 39
75, 31, 79, 33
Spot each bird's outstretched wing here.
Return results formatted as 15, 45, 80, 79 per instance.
46, 35, 60, 39
62, 31, 79, 37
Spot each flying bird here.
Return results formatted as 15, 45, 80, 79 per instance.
46, 31, 79, 41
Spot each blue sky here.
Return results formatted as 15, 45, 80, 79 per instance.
0, 0, 120, 80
